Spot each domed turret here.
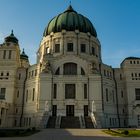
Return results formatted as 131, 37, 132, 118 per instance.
5, 30, 19, 44
20, 49, 28, 60
20, 49, 29, 68
43, 5, 97, 37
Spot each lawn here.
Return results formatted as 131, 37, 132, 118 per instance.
103, 129, 140, 137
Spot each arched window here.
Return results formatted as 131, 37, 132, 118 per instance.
91, 47, 95, 55
63, 63, 77, 75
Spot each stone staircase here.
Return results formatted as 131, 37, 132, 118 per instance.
60, 116, 80, 128
39, 112, 50, 128
84, 116, 94, 128
46, 116, 57, 128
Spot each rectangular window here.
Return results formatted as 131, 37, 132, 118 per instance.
15, 120, 17, 126
35, 70, 37, 76
32, 71, 34, 77
53, 84, 57, 99
91, 47, 95, 55
0, 88, 6, 99
104, 70, 106, 76
67, 43, 73, 52
29, 118, 31, 126
65, 84, 75, 99
112, 90, 115, 102
15, 108, 18, 114
81, 44, 86, 53
1, 72, 3, 76
55, 44, 60, 53
110, 118, 112, 126
110, 72, 112, 77
8, 50, 12, 59
106, 88, 108, 102
1, 108, 4, 115
28, 72, 31, 78
138, 115, 140, 126
121, 90, 123, 98
3, 50, 6, 59
120, 74, 122, 80
18, 73, 21, 80
52, 105, 57, 116
84, 84, 87, 99
32, 88, 35, 101
17, 90, 19, 98
135, 88, 140, 100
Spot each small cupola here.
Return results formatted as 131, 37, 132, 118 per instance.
5, 30, 19, 44
20, 49, 29, 60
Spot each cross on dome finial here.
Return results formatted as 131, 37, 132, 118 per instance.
66, 2, 75, 12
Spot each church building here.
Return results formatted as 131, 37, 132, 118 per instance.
0, 5, 140, 128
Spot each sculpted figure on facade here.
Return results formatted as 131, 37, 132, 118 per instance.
42, 60, 51, 73
90, 62, 99, 74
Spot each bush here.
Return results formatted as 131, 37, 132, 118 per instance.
0, 132, 6, 137
15, 130, 20, 135
32, 127, 36, 131
123, 130, 129, 135
26, 128, 31, 132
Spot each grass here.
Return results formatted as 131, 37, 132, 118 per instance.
103, 129, 140, 137
0, 128, 40, 137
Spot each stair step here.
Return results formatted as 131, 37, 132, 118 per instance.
85, 116, 94, 128
60, 117, 80, 128
46, 116, 56, 128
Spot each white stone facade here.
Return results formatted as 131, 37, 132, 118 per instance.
0, 6, 140, 129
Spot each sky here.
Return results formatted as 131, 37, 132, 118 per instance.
0, 0, 140, 67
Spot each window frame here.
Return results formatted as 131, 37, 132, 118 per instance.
54, 44, 60, 53
135, 88, 140, 100
80, 44, 86, 53
65, 84, 75, 99
0, 88, 6, 99
67, 43, 73, 52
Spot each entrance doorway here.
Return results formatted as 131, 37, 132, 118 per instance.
84, 105, 88, 116
66, 105, 74, 116
52, 105, 57, 116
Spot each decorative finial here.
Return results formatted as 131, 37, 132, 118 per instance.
70, 0, 71, 5
11, 30, 14, 36
22, 48, 25, 54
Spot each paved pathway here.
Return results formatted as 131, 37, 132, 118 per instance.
0, 129, 140, 140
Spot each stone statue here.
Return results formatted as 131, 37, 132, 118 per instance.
42, 60, 51, 73
90, 63, 98, 74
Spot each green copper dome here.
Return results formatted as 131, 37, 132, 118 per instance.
43, 5, 97, 37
